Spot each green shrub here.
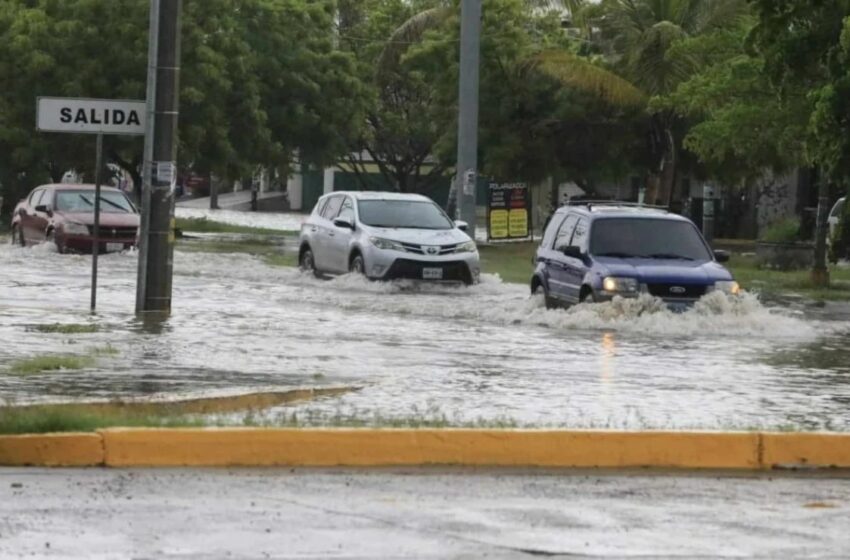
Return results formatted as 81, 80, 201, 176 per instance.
760, 218, 801, 243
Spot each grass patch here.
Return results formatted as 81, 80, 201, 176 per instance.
177, 238, 298, 268
0, 406, 204, 434
175, 217, 295, 236
478, 241, 536, 285
31, 323, 99, 334
728, 255, 850, 301
7, 355, 95, 376
91, 344, 119, 357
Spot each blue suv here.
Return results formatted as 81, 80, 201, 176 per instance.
531, 203, 740, 309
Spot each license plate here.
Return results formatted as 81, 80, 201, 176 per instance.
106, 243, 124, 252
422, 267, 443, 280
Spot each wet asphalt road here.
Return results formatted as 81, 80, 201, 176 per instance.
1, 468, 849, 559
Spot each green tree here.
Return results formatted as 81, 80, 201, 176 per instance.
581, 0, 751, 205
0, 0, 366, 215
748, 0, 850, 284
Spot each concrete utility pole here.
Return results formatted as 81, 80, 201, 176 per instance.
453, 0, 481, 240
136, 0, 182, 316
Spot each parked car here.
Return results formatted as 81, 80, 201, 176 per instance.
298, 192, 479, 285
10, 184, 140, 254
531, 203, 739, 309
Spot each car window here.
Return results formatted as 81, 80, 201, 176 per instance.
357, 199, 453, 229
313, 198, 328, 217
570, 218, 588, 249
29, 189, 43, 206
553, 214, 579, 249
321, 195, 343, 220
38, 189, 54, 208
55, 191, 136, 213
589, 218, 712, 261
541, 213, 565, 248
337, 196, 355, 222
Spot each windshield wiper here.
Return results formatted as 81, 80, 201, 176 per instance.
645, 253, 695, 261
98, 197, 130, 212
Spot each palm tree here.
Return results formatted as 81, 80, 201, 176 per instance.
583, 0, 750, 204
379, 0, 748, 207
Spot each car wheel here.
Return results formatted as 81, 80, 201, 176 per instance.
580, 288, 596, 304
349, 253, 365, 275
533, 281, 557, 310
10, 224, 24, 247
46, 230, 65, 254
299, 246, 320, 278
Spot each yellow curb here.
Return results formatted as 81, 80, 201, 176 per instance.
99, 429, 760, 468
761, 433, 850, 468
0, 433, 103, 467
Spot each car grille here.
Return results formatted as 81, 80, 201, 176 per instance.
399, 242, 460, 255
386, 259, 472, 283
90, 226, 138, 239
647, 283, 708, 299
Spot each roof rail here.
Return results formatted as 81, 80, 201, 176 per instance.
562, 200, 669, 211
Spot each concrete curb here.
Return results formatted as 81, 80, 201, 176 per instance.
1, 429, 849, 469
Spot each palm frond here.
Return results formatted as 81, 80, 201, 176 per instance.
531, 49, 647, 107
376, 6, 453, 78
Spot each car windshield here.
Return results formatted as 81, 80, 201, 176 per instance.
357, 200, 453, 230
55, 191, 136, 214
590, 218, 712, 261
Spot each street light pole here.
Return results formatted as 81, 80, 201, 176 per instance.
454, 0, 481, 240
136, 0, 182, 316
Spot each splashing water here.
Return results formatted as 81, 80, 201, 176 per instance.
0, 242, 848, 430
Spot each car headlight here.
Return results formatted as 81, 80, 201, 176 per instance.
369, 237, 404, 251
602, 276, 639, 293
63, 222, 89, 235
714, 280, 741, 295
455, 240, 477, 253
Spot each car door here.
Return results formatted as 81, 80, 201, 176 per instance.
21, 189, 46, 243
562, 218, 590, 302
547, 214, 579, 302
325, 195, 356, 272
313, 194, 343, 271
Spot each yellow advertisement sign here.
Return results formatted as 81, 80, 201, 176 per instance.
509, 209, 528, 237
489, 209, 509, 239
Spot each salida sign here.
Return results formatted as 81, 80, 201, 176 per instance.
37, 97, 145, 135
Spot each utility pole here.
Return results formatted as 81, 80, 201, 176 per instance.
702, 183, 715, 246
453, 0, 481, 240
91, 134, 103, 313
136, 0, 182, 316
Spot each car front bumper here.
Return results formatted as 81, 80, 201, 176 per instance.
62, 235, 137, 253
361, 245, 480, 284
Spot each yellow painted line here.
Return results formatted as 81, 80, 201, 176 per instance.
0, 433, 103, 467
761, 433, 850, 468
100, 429, 760, 469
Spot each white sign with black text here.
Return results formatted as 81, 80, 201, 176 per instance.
37, 97, 145, 135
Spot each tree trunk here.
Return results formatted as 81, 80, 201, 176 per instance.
812, 169, 830, 287
210, 178, 219, 210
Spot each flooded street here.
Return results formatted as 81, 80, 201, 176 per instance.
2, 242, 850, 431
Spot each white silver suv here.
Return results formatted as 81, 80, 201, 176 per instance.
298, 192, 480, 284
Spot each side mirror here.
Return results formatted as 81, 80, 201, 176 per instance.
35, 204, 52, 216
455, 220, 469, 232
560, 245, 583, 259
714, 249, 730, 263
333, 217, 355, 230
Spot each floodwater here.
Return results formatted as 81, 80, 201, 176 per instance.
1, 240, 849, 431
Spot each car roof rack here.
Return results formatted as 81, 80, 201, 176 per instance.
562, 200, 669, 212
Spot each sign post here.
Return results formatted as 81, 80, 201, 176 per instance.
36, 96, 145, 313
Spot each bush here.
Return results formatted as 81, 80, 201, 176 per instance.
760, 218, 801, 243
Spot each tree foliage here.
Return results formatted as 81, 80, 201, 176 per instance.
0, 0, 366, 214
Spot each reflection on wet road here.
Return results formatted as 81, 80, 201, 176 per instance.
1, 242, 849, 430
